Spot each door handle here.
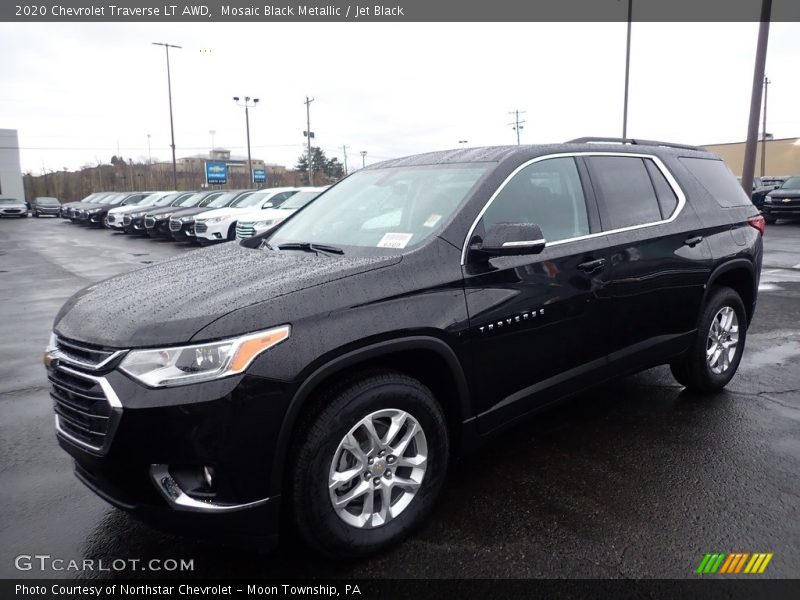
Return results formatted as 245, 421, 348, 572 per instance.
684, 236, 703, 247
577, 258, 607, 274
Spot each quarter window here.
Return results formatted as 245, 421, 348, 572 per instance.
644, 159, 678, 218
587, 156, 663, 230
482, 157, 590, 244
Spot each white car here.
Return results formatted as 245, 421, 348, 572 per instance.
105, 191, 174, 229
0, 197, 28, 218
235, 187, 329, 239
193, 187, 300, 243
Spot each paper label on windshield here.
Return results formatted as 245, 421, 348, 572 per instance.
377, 232, 413, 249
423, 214, 442, 228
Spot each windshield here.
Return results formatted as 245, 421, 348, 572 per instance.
269, 165, 488, 251
279, 190, 323, 210
152, 192, 182, 207
99, 194, 121, 204
36, 197, 60, 205
176, 192, 207, 207
122, 194, 148, 206
230, 191, 266, 207
0, 198, 21, 205
205, 191, 240, 208
198, 192, 225, 207
137, 193, 166, 207
780, 177, 800, 190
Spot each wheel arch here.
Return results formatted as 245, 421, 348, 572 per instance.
704, 259, 757, 325
269, 336, 471, 495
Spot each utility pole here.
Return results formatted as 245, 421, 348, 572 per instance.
360, 150, 367, 168
233, 96, 259, 186
741, 0, 772, 195
152, 42, 181, 190
508, 110, 526, 145
622, 0, 633, 138
209, 129, 216, 151
146, 134, 152, 189
304, 96, 315, 185
761, 76, 770, 177
341, 144, 349, 175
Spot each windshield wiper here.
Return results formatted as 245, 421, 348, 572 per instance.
277, 242, 345, 255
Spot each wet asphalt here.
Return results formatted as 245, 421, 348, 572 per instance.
0, 216, 798, 579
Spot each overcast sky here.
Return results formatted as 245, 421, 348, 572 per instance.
1, 21, 799, 174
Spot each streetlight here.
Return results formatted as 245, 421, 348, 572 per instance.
233, 96, 259, 185
152, 42, 181, 189
209, 129, 216, 151
360, 150, 367, 168
146, 133, 152, 189
458, 140, 468, 145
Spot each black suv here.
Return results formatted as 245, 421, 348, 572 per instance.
46, 139, 763, 558
762, 175, 800, 223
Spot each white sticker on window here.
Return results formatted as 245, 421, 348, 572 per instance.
377, 232, 413, 249
423, 213, 442, 228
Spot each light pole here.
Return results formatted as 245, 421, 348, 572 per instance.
233, 96, 259, 186
146, 134, 152, 189
622, 0, 633, 138
761, 76, 771, 177
209, 129, 216, 151
360, 150, 367, 168
152, 42, 181, 189
304, 96, 315, 185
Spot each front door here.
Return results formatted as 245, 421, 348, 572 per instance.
463, 156, 612, 433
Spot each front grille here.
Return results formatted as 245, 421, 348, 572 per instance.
123, 215, 132, 225
169, 218, 182, 231
50, 366, 113, 451
2, 209, 23, 214
236, 222, 256, 239
144, 216, 155, 228
53, 336, 121, 370
195, 222, 208, 233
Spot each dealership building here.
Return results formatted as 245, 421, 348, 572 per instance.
704, 137, 800, 177
0, 129, 25, 201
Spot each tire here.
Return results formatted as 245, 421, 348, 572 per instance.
227, 223, 237, 241
34, 211, 39, 218
670, 286, 747, 392
290, 370, 449, 559
764, 215, 777, 225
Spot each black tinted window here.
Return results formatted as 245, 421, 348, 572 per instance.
679, 157, 751, 207
588, 157, 662, 230
482, 157, 590, 243
644, 159, 678, 218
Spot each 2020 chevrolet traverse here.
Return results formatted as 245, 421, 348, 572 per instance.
46, 139, 763, 558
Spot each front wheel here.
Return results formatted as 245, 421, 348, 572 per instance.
290, 371, 449, 558
670, 286, 747, 392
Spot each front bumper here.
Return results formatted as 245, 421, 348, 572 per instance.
763, 203, 800, 218
194, 219, 232, 242
50, 360, 294, 542
146, 218, 173, 238
170, 219, 197, 242
1, 208, 27, 216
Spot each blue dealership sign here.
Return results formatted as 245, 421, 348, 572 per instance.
253, 168, 267, 184
205, 161, 227, 185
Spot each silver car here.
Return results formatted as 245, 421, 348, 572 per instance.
0, 197, 28, 218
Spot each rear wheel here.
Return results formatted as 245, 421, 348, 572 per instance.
290, 371, 448, 558
670, 286, 747, 392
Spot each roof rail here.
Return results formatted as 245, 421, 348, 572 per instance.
566, 137, 705, 152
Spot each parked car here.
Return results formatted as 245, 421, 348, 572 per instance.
169, 190, 255, 242
64, 192, 113, 220
235, 187, 328, 239
762, 175, 800, 224
0, 197, 28, 217
47, 139, 763, 558
32, 196, 62, 217
106, 192, 175, 230
143, 191, 226, 238
761, 176, 788, 189
737, 176, 774, 210
193, 187, 299, 244
122, 192, 196, 234
78, 192, 152, 227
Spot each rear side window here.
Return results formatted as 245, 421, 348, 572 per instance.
679, 157, 752, 207
587, 156, 662, 230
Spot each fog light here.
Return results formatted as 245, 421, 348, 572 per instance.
213, 232, 222, 239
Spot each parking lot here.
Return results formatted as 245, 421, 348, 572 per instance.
1, 215, 798, 578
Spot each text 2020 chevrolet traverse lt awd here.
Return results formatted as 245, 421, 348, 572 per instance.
46, 139, 763, 558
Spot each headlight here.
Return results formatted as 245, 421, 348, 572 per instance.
765, 196, 773, 203
119, 325, 290, 388
161, 212, 174, 219
181, 216, 194, 223
203, 216, 226, 224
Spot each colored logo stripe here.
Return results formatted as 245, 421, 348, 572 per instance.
697, 552, 773, 574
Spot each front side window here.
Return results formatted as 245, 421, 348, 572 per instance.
270, 165, 488, 252
481, 157, 590, 244
587, 156, 663, 230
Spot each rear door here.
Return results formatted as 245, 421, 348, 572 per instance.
464, 156, 612, 433
584, 154, 712, 370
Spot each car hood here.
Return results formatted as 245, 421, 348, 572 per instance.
54, 243, 401, 348
109, 204, 154, 215
1, 202, 27, 209
168, 206, 219, 219
236, 207, 293, 222
195, 206, 245, 221
769, 189, 800, 199
143, 206, 184, 218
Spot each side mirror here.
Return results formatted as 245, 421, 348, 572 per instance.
471, 223, 546, 257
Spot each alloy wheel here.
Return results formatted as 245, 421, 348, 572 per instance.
706, 306, 739, 374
